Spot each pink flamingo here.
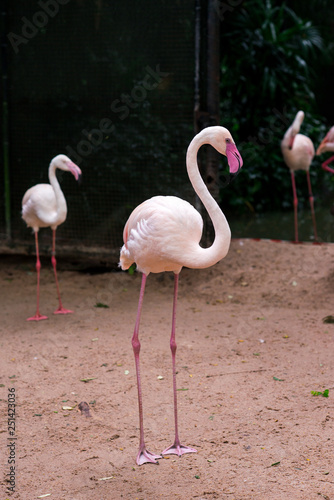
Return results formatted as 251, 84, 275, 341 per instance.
22, 154, 81, 321
119, 126, 243, 465
281, 110, 317, 243
316, 126, 334, 173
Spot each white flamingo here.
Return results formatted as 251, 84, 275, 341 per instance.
119, 126, 243, 465
281, 110, 317, 242
22, 154, 81, 321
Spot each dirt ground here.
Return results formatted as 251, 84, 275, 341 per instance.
1, 238, 334, 500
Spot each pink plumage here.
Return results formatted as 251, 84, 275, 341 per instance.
121, 195, 203, 275
22, 154, 81, 321
281, 111, 317, 242
316, 126, 334, 174
119, 126, 243, 466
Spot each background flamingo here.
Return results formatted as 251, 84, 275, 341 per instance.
316, 126, 334, 173
281, 110, 317, 243
119, 126, 243, 465
22, 154, 81, 321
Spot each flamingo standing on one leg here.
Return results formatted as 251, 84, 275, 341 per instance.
316, 126, 334, 173
22, 154, 81, 321
281, 110, 318, 243
119, 126, 243, 466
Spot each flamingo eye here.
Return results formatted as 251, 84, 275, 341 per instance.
225, 138, 231, 144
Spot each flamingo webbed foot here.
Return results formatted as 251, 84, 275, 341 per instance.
162, 442, 197, 457
136, 447, 162, 466
53, 307, 73, 315
27, 313, 48, 321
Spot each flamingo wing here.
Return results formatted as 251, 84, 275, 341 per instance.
120, 195, 203, 275
22, 184, 60, 230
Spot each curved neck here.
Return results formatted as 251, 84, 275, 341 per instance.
185, 133, 231, 269
282, 111, 304, 148
48, 162, 67, 218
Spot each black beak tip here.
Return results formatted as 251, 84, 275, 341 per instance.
229, 166, 242, 183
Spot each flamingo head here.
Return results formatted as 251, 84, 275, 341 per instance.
203, 127, 243, 182
52, 154, 82, 181
225, 138, 243, 180
316, 126, 334, 155
287, 110, 305, 150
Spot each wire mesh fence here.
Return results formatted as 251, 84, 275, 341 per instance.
1, 0, 195, 258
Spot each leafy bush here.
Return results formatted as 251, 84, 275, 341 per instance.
219, 0, 334, 213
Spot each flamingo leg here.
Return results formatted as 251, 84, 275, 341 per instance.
162, 273, 197, 458
132, 273, 161, 466
52, 230, 73, 315
322, 155, 334, 174
27, 231, 48, 321
306, 171, 318, 241
290, 171, 299, 243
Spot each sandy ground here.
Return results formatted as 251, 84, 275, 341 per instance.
1, 238, 334, 500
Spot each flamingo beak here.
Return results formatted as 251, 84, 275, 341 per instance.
67, 161, 82, 182
226, 142, 243, 182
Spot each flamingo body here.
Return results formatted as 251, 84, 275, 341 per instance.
281, 111, 317, 242
22, 184, 67, 231
281, 133, 314, 172
22, 154, 81, 321
120, 126, 243, 465
121, 195, 204, 275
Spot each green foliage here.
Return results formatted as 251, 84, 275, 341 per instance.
311, 389, 329, 397
222, 1, 323, 127
220, 0, 334, 213
94, 302, 110, 308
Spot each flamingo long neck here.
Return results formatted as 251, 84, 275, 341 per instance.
185, 133, 231, 269
48, 162, 67, 221
282, 111, 304, 149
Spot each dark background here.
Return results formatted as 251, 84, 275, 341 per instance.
1, 0, 334, 251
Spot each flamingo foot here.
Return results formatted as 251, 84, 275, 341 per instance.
53, 307, 73, 315
162, 441, 197, 457
136, 447, 162, 466
27, 313, 48, 321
